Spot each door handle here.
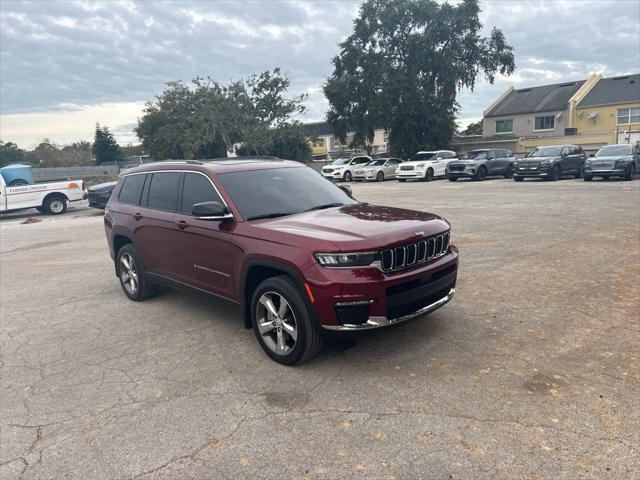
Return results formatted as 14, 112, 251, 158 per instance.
175, 220, 189, 229
133, 212, 143, 221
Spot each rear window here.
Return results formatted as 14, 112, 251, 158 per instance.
119, 175, 146, 205
147, 172, 181, 211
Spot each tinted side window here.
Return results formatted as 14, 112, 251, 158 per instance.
147, 172, 181, 211
119, 174, 146, 205
494, 150, 506, 159
181, 173, 223, 214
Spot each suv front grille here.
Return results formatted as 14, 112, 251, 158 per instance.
400, 165, 414, 171
448, 164, 465, 171
380, 232, 450, 272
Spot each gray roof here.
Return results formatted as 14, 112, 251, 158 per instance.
485, 80, 585, 117
579, 74, 640, 107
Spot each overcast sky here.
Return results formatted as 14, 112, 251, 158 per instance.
1, 0, 639, 148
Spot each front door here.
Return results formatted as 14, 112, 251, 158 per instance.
173, 172, 235, 298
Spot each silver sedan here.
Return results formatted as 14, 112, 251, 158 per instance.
353, 158, 404, 182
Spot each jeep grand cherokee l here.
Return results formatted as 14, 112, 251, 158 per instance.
104, 159, 458, 364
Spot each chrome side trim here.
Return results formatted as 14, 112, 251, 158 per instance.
335, 299, 375, 306
322, 288, 455, 331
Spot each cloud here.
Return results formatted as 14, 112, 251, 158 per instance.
1, 0, 638, 147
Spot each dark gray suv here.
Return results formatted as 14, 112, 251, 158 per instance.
446, 149, 515, 181
513, 145, 586, 181
584, 143, 638, 181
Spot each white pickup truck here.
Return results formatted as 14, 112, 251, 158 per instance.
0, 174, 86, 215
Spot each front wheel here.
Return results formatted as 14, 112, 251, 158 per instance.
252, 276, 324, 365
550, 165, 561, 181
448, 177, 458, 182
424, 168, 434, 182
376, 171, 384, 182
624, 164, 635, 181
505, 165, 513, 179
513, 176, 524, 182
583, 175, 593, 182
398, 179, 406, 182
43, 195, 67, 215
343, 171, 352, 182
474, 166, 487, 181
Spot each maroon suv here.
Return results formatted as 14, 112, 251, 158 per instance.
104, 159, 458, 364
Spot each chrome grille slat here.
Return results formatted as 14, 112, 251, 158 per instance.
380, 232, 450, 272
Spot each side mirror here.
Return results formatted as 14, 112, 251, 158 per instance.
338, 184, 353, 197
192, 201, 232, 220
589, 153, 595, 157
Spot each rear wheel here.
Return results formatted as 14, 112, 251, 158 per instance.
475, 166, 487, 181
43, 195, 67, 215
575, 164, 584, 179
424, 168, 434, 182
624, 164, 635, 181
376, 171, 384, 182
550, 165, 561, 181
116, 244, 157, 301
343, 171, 352, 182
252, 276, 324, 365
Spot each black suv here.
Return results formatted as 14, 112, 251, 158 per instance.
513, 145, 586, 181
584, 143, 638, 181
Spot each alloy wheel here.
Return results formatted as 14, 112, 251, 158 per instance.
256, 291, 298, 355
119, 253, 138, 295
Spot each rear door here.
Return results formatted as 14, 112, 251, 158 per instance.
173, 172, 235, 298
135, 171, 182, 278
486, 150, 502, 175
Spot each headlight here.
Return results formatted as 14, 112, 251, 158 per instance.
615, 160, 629, 167
315, 251, 377, 268
540, 159, 553, 165
416, 163, 425, 169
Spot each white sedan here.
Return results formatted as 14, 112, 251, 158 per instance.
396, 150, 457, 182
353, 158, 404, 181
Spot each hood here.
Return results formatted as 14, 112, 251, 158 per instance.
403, 160, 435, 166
521, 156, 560, 162
89, 181, 117, 191
450, 159, 482, 165
251, 203, 450, 251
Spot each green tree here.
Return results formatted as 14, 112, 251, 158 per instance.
460, 120, 483, 136
324, 0, 515, 158
0, 141, 27, 166
34, 139, 65, 167
92, 123, 121, 164
136, 69, 309, 161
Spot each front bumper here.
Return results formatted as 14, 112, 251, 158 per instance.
322, 170, 344, 180
305, 247, 458, 331
513, 164, 552, 177
447, 169, 474, 178
88, 191, 112, 209
397, 170, 425, 179
585, 166, 627, 176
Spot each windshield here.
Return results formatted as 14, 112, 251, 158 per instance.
332, 158, 350, 165
527, 147, 562, 157
218, 167, 357, 220
367, 160, 386, 166
596, 145, 633, 157
411, 152, 435, 161
462, 151, 488, 160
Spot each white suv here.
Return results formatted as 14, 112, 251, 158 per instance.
321, 156, 372, 182
396, 150, 457, 182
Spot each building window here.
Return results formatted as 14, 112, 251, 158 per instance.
312, 138, 325, 148
495, 119, 513, 133
383, 130, 389, 144
617, 107, 640, 125
534, 116, 555, 130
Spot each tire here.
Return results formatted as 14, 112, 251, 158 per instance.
514, 176, 524, 182
505, 165, 513, 179
448, 177, 458, 182
550, 165, 561, 181
43, 195, 67, 215
475, 166, 487, 181
424, 168, 434, 182
376, 171, 384, 182
624, 164, 635, 181
343, 171, 352, 182
398, 179, 406, 182
116, 243, 158, 301
583, 175, 593, 182
575, 163, 584, 179
251, 275, 324, 365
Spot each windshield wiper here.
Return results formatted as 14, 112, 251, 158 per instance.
304, 202, 344, 212
247, 212, 296, 221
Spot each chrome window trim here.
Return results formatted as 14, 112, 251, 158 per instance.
120, 169, 233, 218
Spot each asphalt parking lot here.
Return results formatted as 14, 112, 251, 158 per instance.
1, 176, 638, 479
